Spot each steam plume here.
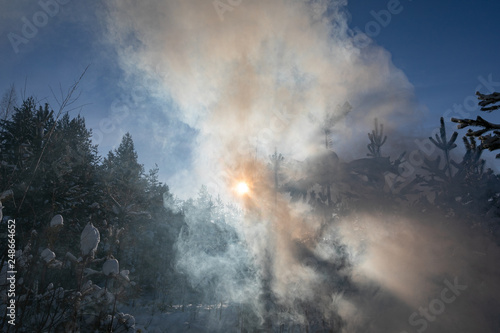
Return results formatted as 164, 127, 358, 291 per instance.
103, 1, 500, 331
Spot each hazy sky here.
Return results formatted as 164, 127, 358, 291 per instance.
1, 0, 500, 197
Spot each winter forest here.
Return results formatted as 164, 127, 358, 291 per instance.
2, 0, 500, 332
1, 86, 500, 332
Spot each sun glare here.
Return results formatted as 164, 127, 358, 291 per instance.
236, 182, 250, 195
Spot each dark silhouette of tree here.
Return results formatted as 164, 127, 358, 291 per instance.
477, 91, 500, 112
417, 117, 500, 223
420, 117, 459, 200
0, 99, 55, 228
321, 102, 351, 149
452, 91, 500, 157
0, 97, 100, 257
47, 114, 100, 234
0, 84, 17, 121
101, 132, 146, 218
367, 118, 386, 158
345, 119, 404, 202
429, 117, 458, 180
270, 148, 284, 203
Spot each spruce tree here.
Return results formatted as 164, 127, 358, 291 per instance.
452, 91, 500, 157
101, 132, 146, 215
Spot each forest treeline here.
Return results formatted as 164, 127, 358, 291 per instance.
1, 88, 500, 331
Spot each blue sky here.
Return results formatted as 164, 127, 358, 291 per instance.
1, 0, 500, 195
347, 0, 500, 129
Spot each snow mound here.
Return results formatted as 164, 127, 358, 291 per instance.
80, 223, 100, 256
103, 258, 119, 276
50, 214, 64, 227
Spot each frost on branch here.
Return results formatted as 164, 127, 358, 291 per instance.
80, 222, 100, 257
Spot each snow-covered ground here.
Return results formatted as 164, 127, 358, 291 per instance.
121, 302, 240, 333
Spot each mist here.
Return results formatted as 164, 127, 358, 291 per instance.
101, 0, 500, 332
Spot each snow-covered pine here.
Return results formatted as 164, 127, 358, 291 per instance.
83, 267, 102, 277
102, 312, 136, 332
80, 222, 100, 257
41, 248, 56, 263
103, 258, 119, 276
50, 214, 64, 227
119, 269, 130, 282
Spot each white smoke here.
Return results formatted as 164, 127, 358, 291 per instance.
102, 0, 417, 198
102, 1, 500, 331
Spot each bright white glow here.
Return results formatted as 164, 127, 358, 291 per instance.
236, 182, 249, 195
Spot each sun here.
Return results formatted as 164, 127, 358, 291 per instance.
236, 182, 250, 195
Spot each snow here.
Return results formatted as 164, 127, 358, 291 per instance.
81, 280, 94, 292
50, 214, 64, 227
120, 269, 130, 281
102, 312, 136, 332
65, 251, 78, 262
103, 258, 119, 276
41, 248, 56, 263
83, 267, 101, 277
80, 222, 100, 256
0, 189, 13, 200
123, 302, 239, 333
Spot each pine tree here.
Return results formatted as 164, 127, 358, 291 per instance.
0, 99, 55, 234
0, 84, 17, 121
101, 132, 146, 219
44, 113, 100, 244
321, 102, 351, 149
452, 91, 500, 157
0, 98, 101, 249
0, 98, 42, 180
367, 118, 386, 158
270, 148, 284, 203
100, 133, 153, 285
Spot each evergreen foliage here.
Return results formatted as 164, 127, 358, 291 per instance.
452, 91, 500, 157
1, 92, 499, 331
